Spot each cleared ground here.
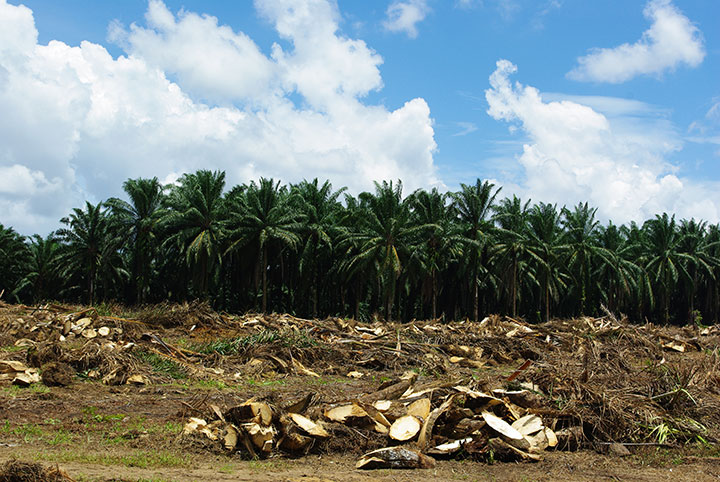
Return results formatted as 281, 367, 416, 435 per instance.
2, 301, 720, 481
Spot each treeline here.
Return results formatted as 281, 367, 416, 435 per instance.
1, 171, 719, 325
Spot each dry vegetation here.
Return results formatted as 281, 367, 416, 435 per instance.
2, 300, 720, 480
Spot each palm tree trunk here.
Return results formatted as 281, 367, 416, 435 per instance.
473, 273, 479, 321
88, 266, 95, 305
512, 257, 518, 318
544, 273, 550, 322
431, 268, 437, 319
262, 244, 268, 313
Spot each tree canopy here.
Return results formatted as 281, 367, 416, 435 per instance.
2, 172, 719, 325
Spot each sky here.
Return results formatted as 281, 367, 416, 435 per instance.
0, 0, 718, 235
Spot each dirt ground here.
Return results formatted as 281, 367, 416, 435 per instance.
3, 301, 720, 481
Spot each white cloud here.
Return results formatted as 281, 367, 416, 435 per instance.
568, 0, 704, 83
486, 59, 719, 223
383, 0, 430, 39
0, 0, 439, 235
108, 0, 277, 105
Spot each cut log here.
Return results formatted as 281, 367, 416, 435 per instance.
244, 423, 275, 452
389, 415, 421, 441
481, 411, 523, 440
511, 414, 544, 436
406, 398, 431, 420
427, 437, 473, 455
488, 437, 541, 462
227, 401, 273, 426
324, 403, 367, 423
289, 413, 329, 438
418, 394, 457, 449
356, 447, 436, 470
223, 424, 238, 451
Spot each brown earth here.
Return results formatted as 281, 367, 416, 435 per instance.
2, 301, 720, 481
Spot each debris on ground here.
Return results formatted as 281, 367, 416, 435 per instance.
2, 300, 720, 470
0, 459, 74, 482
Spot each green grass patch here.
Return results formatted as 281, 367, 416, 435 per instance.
133, 350, 188, 380
35, 449, 192, 469
193, 329, 318, 356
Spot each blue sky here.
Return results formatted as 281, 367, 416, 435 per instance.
0, 0, 718, 235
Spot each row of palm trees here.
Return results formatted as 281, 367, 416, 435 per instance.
1, 170, 719, 325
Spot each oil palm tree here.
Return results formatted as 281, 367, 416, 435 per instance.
56, 202, 125, 304
526, 202, 566, 322
343, 181, 422, 320
450, 180, 501, 320
560, 202, 609, 316
492, 196, 532, 318
0, 224, 31, 302
409, 188, 462, 319
226, 178, 303, 313
641, 213, 693, 324
291, 179, 346, 317
162, 170, 227, 298
15, 234, 62, 303
106, 177, 165, 304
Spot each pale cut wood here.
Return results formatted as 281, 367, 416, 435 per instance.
389, 415, 421, 441
481, 410, 523, 440
289, 413, 329, 438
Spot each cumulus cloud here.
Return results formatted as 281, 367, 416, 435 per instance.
568, 0, 705, 83
0, 0, 438, 235
486, 59, 719, 223
383, 0, 430, 38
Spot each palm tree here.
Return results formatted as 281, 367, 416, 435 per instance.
0, 224, 31, 302
163, 170, 227, 297
595, 222, 644, 316
560, 202, 608, 316
343, 181, 421, 320
641, 213, 693, 324
678, 219, 717, 323
56, 202, 125, 304
492, 196, 532, 318
15, 234, 62, 303
226, 178, 303, 313
526, 203, 566, 322
106, 177, 165, 304
409, 188, 462, 319
291, 179, 346, 317
450, 180, 501, 320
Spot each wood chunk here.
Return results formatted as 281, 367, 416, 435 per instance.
12, 371, 40, 386
289, 413, 329, 438
406, 398, 431, 420
488, 437, 541, 462
389, 415, 421, 441
244, 422, 275, 452
126, 374, 150, 385
356, 447, 436, 470
283, 393, 313, 414
544, 427, 558, 448
511, 414, 544, 436
227, 401, 273, 426
428, 437, 473, 455
279, 432, 313, 452
223, 424, 238, 451
481, 411, 523, 440
324, 403, 367, 423
0, 360, 28, 373
418, 394, 457, 449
